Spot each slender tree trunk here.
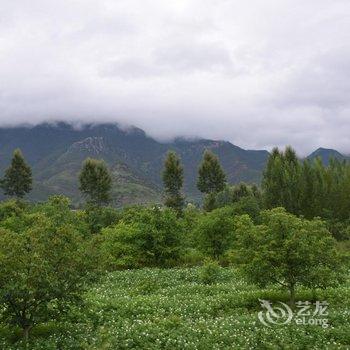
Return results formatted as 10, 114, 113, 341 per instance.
204, 193, 216, 212
311, 288, 317, 303
22, 325, 32, 343
289, 284, 296, 308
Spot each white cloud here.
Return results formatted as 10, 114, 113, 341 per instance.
0, 0, 350, 155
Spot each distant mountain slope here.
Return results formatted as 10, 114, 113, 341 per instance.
0, 122, 270, 206
307, 147, 348, 165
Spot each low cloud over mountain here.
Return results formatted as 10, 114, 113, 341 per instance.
1, 1, 350, 155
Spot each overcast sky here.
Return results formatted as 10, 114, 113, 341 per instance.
1, 0, 350, 154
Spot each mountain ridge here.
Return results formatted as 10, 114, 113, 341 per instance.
306, 147, 348, 165
0, 122, 346, 206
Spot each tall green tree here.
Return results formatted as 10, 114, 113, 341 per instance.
283, 146, 302, 214
299, 159, 318, 218
262, 146, 301, 215
79, 158, 112, 206
1, 149, 32, 199
261, 147, 284, 209
312, 157, 327, 216
197, 150, 226, 211
162, 151, 184, 215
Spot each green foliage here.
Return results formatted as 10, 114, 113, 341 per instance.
180, 204, 202, 247
32, 195, 87, 233
135, 275, 160, 295
0, 199, 26, 222
213, 183, 262, 219
326, 219, 350, 241
162, 151, 185, 215
79, 158, 112, 206
232, 182, 251, 201
202, 192, 217, 212
0, 198, 93, 340
84, 205, 121, 234
99, 207, 183, 269
194, 207, 236, 259
236, 207, 343, 303
262, 147, 350, 224
163, 194, 185, 215
197, 150, 226, 210
180, 248, 205, 267
262, 146, 301, 214
0, 196, 88, 239
1, 149, 32, 198
231, 196, 261, 222
199, 259, 221, 284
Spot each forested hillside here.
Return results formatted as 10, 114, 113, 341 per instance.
0, 123, 269, 206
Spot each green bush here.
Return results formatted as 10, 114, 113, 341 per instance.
100, 207, 183, 269
199, 259, 221, 284
219, 249, 237, 267
85, 205, 121, 234
32, 195, 89, 235
194, 206, 236, 259
0, 199, 26, 222
180, 248, 205, 267
231, 196, 261, 223
327, 219, 350, 240
180, 204, 202, 247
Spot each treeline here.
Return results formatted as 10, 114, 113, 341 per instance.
0, 146, 349, 341
263, 146, 350, 219
0, 148, 228, 211
2, 146, 350, 240
2, 146, 350, 237
263, 147, 350, 239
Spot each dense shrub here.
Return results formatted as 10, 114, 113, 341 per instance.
84, 204, 121, 234
326, 219, 350, 241
214, 183, 262, 209
32, 195, 89, 235
193, 207, 236, 259
199, 259, 221, 284
180, 248, 205, 267
0, 199, 26, 222
180, 204, 202, 247
231, 196, 261, 222
99, 207, 183, 269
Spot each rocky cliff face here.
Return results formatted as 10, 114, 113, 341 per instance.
69, 137, 110, 155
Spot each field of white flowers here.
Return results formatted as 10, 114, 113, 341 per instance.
1, 267, 350, 349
